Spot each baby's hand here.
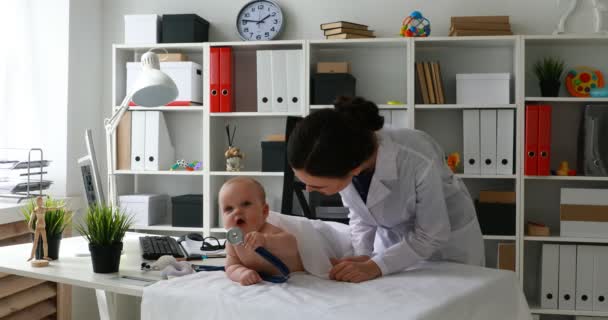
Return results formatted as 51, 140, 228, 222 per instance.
239, 269, 262, 286
244, 231, 266, 250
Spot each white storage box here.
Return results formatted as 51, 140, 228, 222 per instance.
119, 194, 170, 226
560, 188, 608, 238
456, 73, 510, 104
127, 61, 202, 104
124, 15, 161, 44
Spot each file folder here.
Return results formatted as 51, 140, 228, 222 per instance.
525, 105, 539, 175
538, 105, 552, 176
256, 50, 272, 113
391, 110, 410, 129
144, 111, 175, 171
286, 50, 303, 113
209, 47, 220, 113
559, 245, 577, 310
496, 109, 514, 175
131, 111, 146, 171
576, 245, 594, 311
271, 50, 288, 112
541, 243, 559, 309
480, 109, 497, 175
593, 246, 608, 311
219, 47, 233, 113
463, 109, 480, 174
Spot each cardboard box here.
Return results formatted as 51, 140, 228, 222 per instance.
124, 14, 160, 44
560, 188, 608, 238
317, 62, 351, 74
479, 190, 515, 203
158, 53, 189, 62
497, 242, 515, 271
456, 73, 510, 104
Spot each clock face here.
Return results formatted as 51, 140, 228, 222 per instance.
236, 0, 284, 41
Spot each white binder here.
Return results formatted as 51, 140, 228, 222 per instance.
256, 50, 272, 112
594, 246, 608, 311
270, 50, 288, 112
144, 111, 175, 171
576, 245, 595, 311
285, 50, 303, 113
379, 110, 392, 127
463, 109, 480, 174
391, 110, 410, 129
480, 109, 497, 175
541, 243, 559, 309
496, 109, 514, 175
130, 111, 146, 171
559, 245, 577, 310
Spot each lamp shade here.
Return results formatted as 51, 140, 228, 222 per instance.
131, 51, 178, 107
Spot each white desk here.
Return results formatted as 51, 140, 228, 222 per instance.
0, 232, 225, 319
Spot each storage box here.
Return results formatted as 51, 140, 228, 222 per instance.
124, 14, 161, 44
119, 194, 170, 226
161, 14, 209, 43
172, 194, 203, 227
127, 61, 202, 104
560, 188, 608, 238
474, 201, 516, 235
456, 73, 510, 104
158, 53, 189, 62
261, 141, 286, 172
316, 62, 351, 74
311, 73, 356, 104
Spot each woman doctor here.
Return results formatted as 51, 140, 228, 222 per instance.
287, 97, 484, 283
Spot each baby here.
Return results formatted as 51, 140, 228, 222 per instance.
220, 177, 304, 285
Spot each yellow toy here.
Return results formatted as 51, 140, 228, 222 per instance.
446, 152, 460, 173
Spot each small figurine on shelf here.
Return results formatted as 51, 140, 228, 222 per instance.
171, 159, 188, 171
446, 152, 461, 173
171, 160, 203, 171
27, 196, 64, 267
400, 11, 431, 37
556, 161, 577, 176
225, 125, 244, 172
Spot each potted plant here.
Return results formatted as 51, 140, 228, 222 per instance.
75, 205, 133, 273
21, 197, 71, 260
533, 57, 565, 97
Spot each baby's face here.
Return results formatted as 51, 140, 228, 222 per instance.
220, 182, 268, 234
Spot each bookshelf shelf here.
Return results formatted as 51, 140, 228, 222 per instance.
209, 112, 303, 117
525, 97, 608, 103
483, 235, 516, 241
455, 174, 517, 179
524, 236, 608, 244
529, 306, 608, 316
524, 175, 608, 182
209, 171, 284, 177
310, 104, 408, 110
127, 106, 204, 112
114, 170, 204, 176
415, 104, 516, 110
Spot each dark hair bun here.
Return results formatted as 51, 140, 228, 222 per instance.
334, 96, 384, 131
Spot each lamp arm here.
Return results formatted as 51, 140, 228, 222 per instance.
104, 93, 132, 207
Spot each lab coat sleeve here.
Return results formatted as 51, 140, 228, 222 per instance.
348, 209, 377, 257
371, 162, 451, 275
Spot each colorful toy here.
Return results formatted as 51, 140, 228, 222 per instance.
556, 161, 577, 176
565, 66, 604, 97
170, 160, 202, 171
400, 11, 431, 37
446, 152, 460, 173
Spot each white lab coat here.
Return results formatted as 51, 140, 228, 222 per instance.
339, 128, 485, 275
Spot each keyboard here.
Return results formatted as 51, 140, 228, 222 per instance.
139, 236, 186, 260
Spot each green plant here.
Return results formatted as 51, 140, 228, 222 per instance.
74, 205, 134, 246
533, 57, 565, 83
21, 197, 71, 237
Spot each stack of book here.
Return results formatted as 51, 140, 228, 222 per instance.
415, 61, 445, 104
449, 16, 512, 36
320, 21, 375, 40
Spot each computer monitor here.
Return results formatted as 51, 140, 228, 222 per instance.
78, 129, 105, 207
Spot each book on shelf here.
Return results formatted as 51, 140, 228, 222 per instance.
326, 33, 375, 40
449, 29, 513, 36
324, 27, 374, 37
451, 22, 511, 31
415, 61, 445, 105
450, 16, 509, 24
320, 21, 368, 31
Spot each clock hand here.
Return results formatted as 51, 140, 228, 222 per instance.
242, 19, 260, 23
257, 14, 271, 24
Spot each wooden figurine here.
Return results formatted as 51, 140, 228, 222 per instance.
225, 124, 244, 172
27, 196, 63, 267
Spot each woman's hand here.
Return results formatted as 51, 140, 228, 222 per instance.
329, 256, 382, 283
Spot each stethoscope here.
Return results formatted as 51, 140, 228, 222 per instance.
226, 227, 290, 283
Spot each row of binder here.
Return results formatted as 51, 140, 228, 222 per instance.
463, 109, 514, 175
256, 50, 303, 113
379, 110, 410, 129
131, 111, 175, 171
209, 47, 233, 113
541, 244, 608, 311
525, 105, 552, 175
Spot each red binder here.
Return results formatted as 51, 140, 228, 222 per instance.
525, 105, 539, 175
209, 47, 220, 113
219, 47, 233, 113
537, 105, 552, 176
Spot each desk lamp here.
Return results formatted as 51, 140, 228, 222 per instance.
104, 51, 178, 206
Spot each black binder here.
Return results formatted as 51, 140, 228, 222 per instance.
577, 105, 608, 176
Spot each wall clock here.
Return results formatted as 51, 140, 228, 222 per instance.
236, 0, 284, 41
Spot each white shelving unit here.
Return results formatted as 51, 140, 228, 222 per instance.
110, 36, 608, 317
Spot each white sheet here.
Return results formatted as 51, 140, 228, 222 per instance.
141, 261, 531, 320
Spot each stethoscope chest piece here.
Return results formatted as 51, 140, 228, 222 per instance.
226, 227, 244, 245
